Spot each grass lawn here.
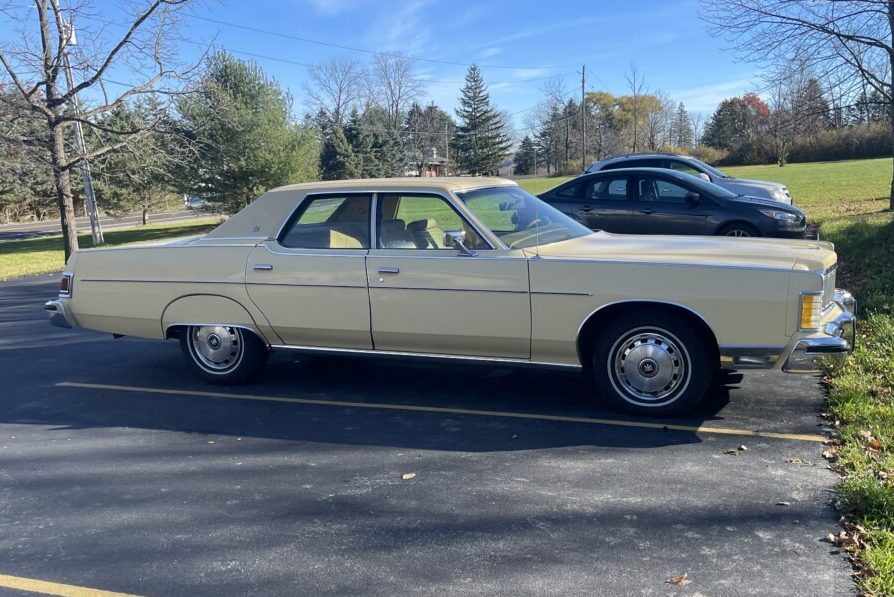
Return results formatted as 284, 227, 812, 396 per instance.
516, 157, 893, 224
0, 218, 222, 281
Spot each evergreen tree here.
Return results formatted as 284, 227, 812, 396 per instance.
670, 102, 694, 148
345, 108, 380, 177
175, 51, 318, 212
319, 125, 360, 180
513, 136, 536, 175
452, 65, 512, 175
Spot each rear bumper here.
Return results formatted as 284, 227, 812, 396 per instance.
783, 289, 856, 373
45, 299, 72, 329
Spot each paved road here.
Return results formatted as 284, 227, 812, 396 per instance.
0, 275, 854, 596
0, 210, 201, 241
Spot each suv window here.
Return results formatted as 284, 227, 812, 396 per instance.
637, 177, 690, 203
668, 160, 705, 177
280, 194, 371, 249
586, 177, 628, 200
378, 193, 487, 250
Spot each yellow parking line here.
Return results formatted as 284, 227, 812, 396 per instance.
57, 381, 828, 443
0, 573, 146, 597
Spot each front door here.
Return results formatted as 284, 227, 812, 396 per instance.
631, 175, 708, 235
246, 193, 373, 348
367, 192, 531, 359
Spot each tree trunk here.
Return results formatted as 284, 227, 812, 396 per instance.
49, 120, 79, 261
142, 208, 149, 226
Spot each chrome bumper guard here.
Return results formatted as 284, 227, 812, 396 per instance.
783, 289, 856, 373
45, 299, 71, 329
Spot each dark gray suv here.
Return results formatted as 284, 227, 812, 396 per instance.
585, 152, 793, 204
538, 168, 807, 238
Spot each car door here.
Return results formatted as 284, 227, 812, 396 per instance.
577, 175, 634, 232
631, 174, 708, 235
245, 193, 373, 349
366, 191, 531, 359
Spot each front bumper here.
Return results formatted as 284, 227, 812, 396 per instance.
45, 299, 72, 329
783, 289, 856, 373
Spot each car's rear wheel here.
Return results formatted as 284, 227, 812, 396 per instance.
592, 311, 713, 416
179, 325, 268, 384
718, 222, 760, 237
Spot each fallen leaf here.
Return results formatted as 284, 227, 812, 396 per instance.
400, 472, 416, 480
859, 429, 873, 439
868, 439, 882, 451
776, 501, 792, 506
822, 446, 839, 461
787, 458, 805, 465
738, 445, 748, 451
666, 573, 691, 586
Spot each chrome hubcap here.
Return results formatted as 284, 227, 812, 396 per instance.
611, 329, 689, 404
189, 326, 243, 372
726, 228, 751, 237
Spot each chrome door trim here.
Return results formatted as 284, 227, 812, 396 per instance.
244, 281, 366, 289
370, 286, 528, 295
270, 343, 581, 370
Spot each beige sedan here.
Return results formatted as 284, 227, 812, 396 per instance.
46, 177, 855, 416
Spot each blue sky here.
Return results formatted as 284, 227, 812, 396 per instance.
2, 0, 759, 129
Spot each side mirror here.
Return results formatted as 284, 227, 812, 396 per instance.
445, 230, 477, 257
499, 201, 519, 211
697, 172, 711, 182
685, 192, 700, 206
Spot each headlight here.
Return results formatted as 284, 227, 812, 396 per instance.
799, 292, 823, 330
759, 209, 801, 226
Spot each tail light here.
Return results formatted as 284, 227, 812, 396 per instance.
59, 272, 73, 298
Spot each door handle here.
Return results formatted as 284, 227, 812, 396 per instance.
579, 205, 594, 212
253, 264, 273, 271
377, 267, 400, 274
638, 209, 655, 215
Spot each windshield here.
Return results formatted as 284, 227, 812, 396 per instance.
456, 185, 592, 249
672, 171, 739, 200
689, 157, 731, 179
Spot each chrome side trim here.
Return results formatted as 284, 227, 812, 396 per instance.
574, 299, 718, 343
371, 286, 527, 295
245, 281, 366, 290
534, 256, 798, 274
262, 244, 369, 258
80, 279, 243, 285
270, 343, 581, 370
531, 290, 593, 296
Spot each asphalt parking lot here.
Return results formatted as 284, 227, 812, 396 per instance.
0, 275, 854, 596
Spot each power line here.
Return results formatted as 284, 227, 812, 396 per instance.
188, 13, 576, 71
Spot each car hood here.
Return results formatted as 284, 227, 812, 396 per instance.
534, 231, 835, 271
729, 177, 786, 191
727, 194, 805, 214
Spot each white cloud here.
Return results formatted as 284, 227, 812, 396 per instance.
480, 47, 502, 58
669, 77, 756, 113
367, 0, 436, 56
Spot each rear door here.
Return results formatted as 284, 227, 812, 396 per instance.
631, 174, 708, 235
577, 174, 634, 232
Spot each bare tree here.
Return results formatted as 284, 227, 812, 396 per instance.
701, 0, 894, 207
364, 53, 423, 130
0, 0, 197, 260
690, 112, 703, 146
625, 62, 645, 152
303, 57, 362, 127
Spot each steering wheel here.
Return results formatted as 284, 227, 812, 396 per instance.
525, 218, 542, 230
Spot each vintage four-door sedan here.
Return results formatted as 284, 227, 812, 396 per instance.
46, 178, 856, 416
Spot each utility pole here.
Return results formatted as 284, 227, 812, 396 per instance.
580, 65, 587, 173
444, 120, 449, 175
62, 19, 103, 246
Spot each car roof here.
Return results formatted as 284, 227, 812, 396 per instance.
588, 153, 694, 168
270, 176, 516, 193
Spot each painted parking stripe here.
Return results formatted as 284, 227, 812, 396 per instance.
0, 573, 146, 597
57, 381, 829, 443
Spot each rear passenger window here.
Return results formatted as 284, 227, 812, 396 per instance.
279, 194, 371, 249
555, 182, 581, 198
587, 177, 628, 200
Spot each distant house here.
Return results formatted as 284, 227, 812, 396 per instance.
406, 147, 448, 177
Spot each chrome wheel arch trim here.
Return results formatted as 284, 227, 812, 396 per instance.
164, 322, 269, 347
575, 298, 719, 365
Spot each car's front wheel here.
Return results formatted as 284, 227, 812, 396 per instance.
718, 222, 760, 237
179, 325, 268, 384
592, 311, 713, 416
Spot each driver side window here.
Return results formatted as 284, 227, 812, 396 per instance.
377, 193, 487, 250
637, 177, 690, 204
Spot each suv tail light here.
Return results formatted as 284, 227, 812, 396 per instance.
59, 272, 73, 297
